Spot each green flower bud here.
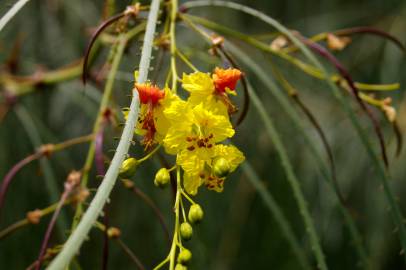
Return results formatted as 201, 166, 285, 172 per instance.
180, 222, 193, 241
119, 158, 138, 178
213, 157, 230, 178
188, 204, 204, 224
154, 168, 170, 188
177, 248, 192, 264
175, 263, 187, 270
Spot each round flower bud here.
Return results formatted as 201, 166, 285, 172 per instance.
154, 168, 170, 188
180, 222, 193, 241
119, 158, 138, 178
213, 157, 230, 178
107, 227, 121, 239
175, 264, 187, 270
188, 204, 204, 224
177, 248, 192, 264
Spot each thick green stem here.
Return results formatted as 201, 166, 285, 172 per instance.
71, 23, 145, 230
0, 0, 31, 32
46, 0, 161, 268
170, 0, 179, 92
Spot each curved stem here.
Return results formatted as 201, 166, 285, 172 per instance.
82, 12, 126, 84
116, 238, 145, 270
0, 151, 43, 219
35, 178, 78, 270
46, 0, 161, 268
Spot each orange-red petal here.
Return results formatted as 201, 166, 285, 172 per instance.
134, 83, 165, 105
212, 68, 242, 93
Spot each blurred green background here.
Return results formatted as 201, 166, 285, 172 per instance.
1, 0, 406, 269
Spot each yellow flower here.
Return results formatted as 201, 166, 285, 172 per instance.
178, 144, 244, 195
163, 102, 234, 157
125, 86, 179, 148
182, 69, 242, 115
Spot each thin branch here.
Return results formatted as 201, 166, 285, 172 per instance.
0, 134, 93, 221
35, 172, 81, 270
334, 26, 405, 52
393, 120, 403, 157
82, 12, 126, 84
121, 180, 170, 245
116, 238, 145, 270
0, 151, 43, 219
300, 36, 389, 168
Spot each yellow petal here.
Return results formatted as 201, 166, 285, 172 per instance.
182, 72, 214, 95
177, 150, 206, 174
213, 144, 245, 172
183, 172, 202, 196
192, 104, 234, 142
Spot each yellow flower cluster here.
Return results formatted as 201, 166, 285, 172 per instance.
132, 68, 245, 195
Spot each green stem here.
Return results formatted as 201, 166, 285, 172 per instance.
138, 145, 161, 163
170, 0, 179, 92
46, 0, 161, 268
169, 168, 181, 270
247, 83, 328, 270
71, 22, 145, 230
242, 162, 312, 270
0, 0, 31, 32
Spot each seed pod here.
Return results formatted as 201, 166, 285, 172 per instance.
154, 168, 170, 188
177, 248, 192, 264
180, 222, 193, 241
119, 158, 138, 178
188, 204, 204, 224
213, 157, 230, 178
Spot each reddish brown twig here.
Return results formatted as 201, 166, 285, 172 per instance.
0, 134, 93, 222
0, 151, 44, 219
82, 4, 140, 84
82, 12, 126, 85
300, 36, 389, 168
217, 46, 250, 127
334, 26, 405, 52
116, 238, 145, 270
121, 180, 170, 245
35, 171, 81, 270
393, 120, 403, 157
